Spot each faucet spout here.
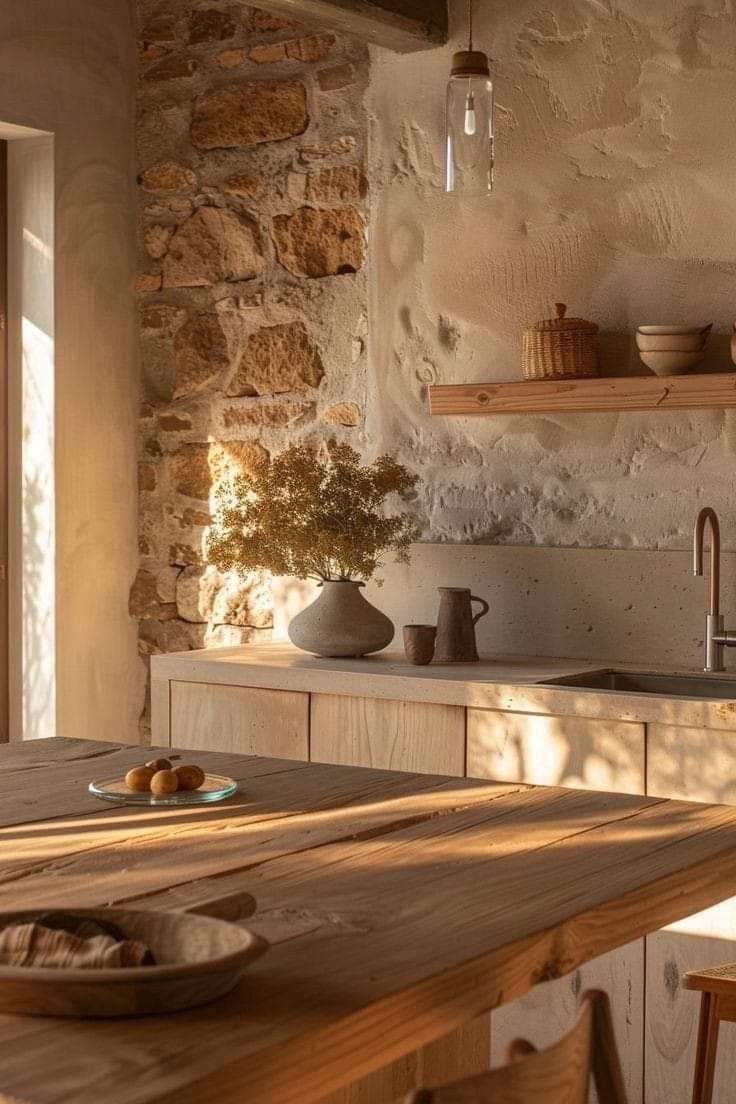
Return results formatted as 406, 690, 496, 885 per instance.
694, 506, 720, 617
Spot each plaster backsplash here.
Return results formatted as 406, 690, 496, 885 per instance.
366, 0, 736, 549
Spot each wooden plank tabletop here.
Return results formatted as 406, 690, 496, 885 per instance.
5, 737, 736, 1104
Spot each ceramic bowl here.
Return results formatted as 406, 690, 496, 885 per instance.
638, 349, 706, 376
636, 332, 708, 353
638, 324, 713, 336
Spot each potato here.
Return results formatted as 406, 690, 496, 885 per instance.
174, 764, 205, 791
125, 766, 155, 793
145, 757, 171, 772
150, 769, 179, 796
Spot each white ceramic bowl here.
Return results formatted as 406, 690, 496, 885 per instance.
636, 332, 708, 352
638, 324, 712, 335
638, 349, 706, 376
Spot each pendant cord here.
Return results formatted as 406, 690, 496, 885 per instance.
468, 0, 473, 50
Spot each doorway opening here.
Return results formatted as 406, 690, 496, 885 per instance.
4, 124, 54, 742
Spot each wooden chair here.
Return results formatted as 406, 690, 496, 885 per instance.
404, 990, 628, 1104
684, 961, 736, 1104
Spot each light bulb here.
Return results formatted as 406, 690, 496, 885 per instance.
464, 92, 477, 136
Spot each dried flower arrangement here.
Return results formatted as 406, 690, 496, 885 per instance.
206, 443, 418, 583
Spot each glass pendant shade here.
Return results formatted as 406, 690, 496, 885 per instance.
445, 50, 494, 195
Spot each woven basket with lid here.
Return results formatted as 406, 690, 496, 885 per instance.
522, 303, 599, 380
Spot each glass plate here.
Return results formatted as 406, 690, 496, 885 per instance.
89, 773, 238, 806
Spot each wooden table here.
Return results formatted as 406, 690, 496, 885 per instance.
5, 738, 736, 1104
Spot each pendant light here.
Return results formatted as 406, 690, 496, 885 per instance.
445, 0, 494, 195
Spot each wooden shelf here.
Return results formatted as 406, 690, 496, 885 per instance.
428, 372, 736, 416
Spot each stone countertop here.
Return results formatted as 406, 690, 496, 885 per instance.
152, 643, 736, 732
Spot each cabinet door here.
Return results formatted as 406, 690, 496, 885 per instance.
646, 724, 736, 1104
467, 708, 646, 1104
310, 694, 465, 775
169, 681, 308, 760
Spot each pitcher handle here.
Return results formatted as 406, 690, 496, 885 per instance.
470, 595, 490, 625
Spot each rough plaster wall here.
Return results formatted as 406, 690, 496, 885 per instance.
367, 0, 736, 550
134, 0, 369, 734
0, 1, 140, 742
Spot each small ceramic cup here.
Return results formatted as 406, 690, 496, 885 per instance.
403, 624, 436, 666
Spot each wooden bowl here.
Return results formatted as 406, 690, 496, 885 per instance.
0, 896, 267, 1017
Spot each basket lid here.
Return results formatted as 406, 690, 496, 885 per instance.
530, 303, 598, 333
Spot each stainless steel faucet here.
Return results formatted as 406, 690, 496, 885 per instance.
693, 506, 736, 671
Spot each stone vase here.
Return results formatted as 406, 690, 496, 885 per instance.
288, 580, 394, 658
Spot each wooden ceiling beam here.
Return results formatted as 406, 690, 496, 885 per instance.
257, 0, 447, 52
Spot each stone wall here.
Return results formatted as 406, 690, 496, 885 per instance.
133, 0, 736, 735
134, 0, 368, 734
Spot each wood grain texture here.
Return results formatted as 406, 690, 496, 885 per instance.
428, 373, 736, 417
310, 693, 465, 775
5, 739, 736, 1104
646, 723, 736, 1104
467, 709, 645, 794
467, 707, 645, 1103
406, 990, 626, 1104
310, 692, 486, 1101
150, 677, 170, 747
169, 680, 309, 759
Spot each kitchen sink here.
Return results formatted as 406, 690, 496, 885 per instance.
539, 669, 736, 699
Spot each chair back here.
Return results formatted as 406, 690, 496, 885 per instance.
405, 991, 627, 1104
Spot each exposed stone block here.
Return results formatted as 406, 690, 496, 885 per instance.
191, 80, 308, 149
223, 172, 261, 198
139, 162, 197, 194
249, 42, 287, 63
158, 411, 192, 432
244, 7, 293, 32
163, 206, 264, 287
173, 307, 241, 398
176, 564, 273, 627
286, 33, 334, 61
144, 224, 174, 259
322, 401, 361, 426
272, 205, 364, 277
138, 462, 157, 492
217, 48, 247, 68
143, 54, 198, 82
140, 14, 179, 48
188, 8, 237, 43
227, 321, 324, 396
170, 440, 269, 499
136, 273, 163, 293
129, 568, 178, 620
289, 165, 366, 204
222, 400, 312, 427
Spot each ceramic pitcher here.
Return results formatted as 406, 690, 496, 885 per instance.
434, 587, 489, 663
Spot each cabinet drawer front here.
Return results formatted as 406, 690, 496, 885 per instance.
310, 694, 465, 775
170, 681, 308, 760
467, 708, 645, 794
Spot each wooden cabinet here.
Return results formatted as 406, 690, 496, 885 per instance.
151, 649, 736, 1104
310, 694, 465, 775
467, 708, 646, 1104
168, 681, 309, 760
646, 724, 736, 1104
